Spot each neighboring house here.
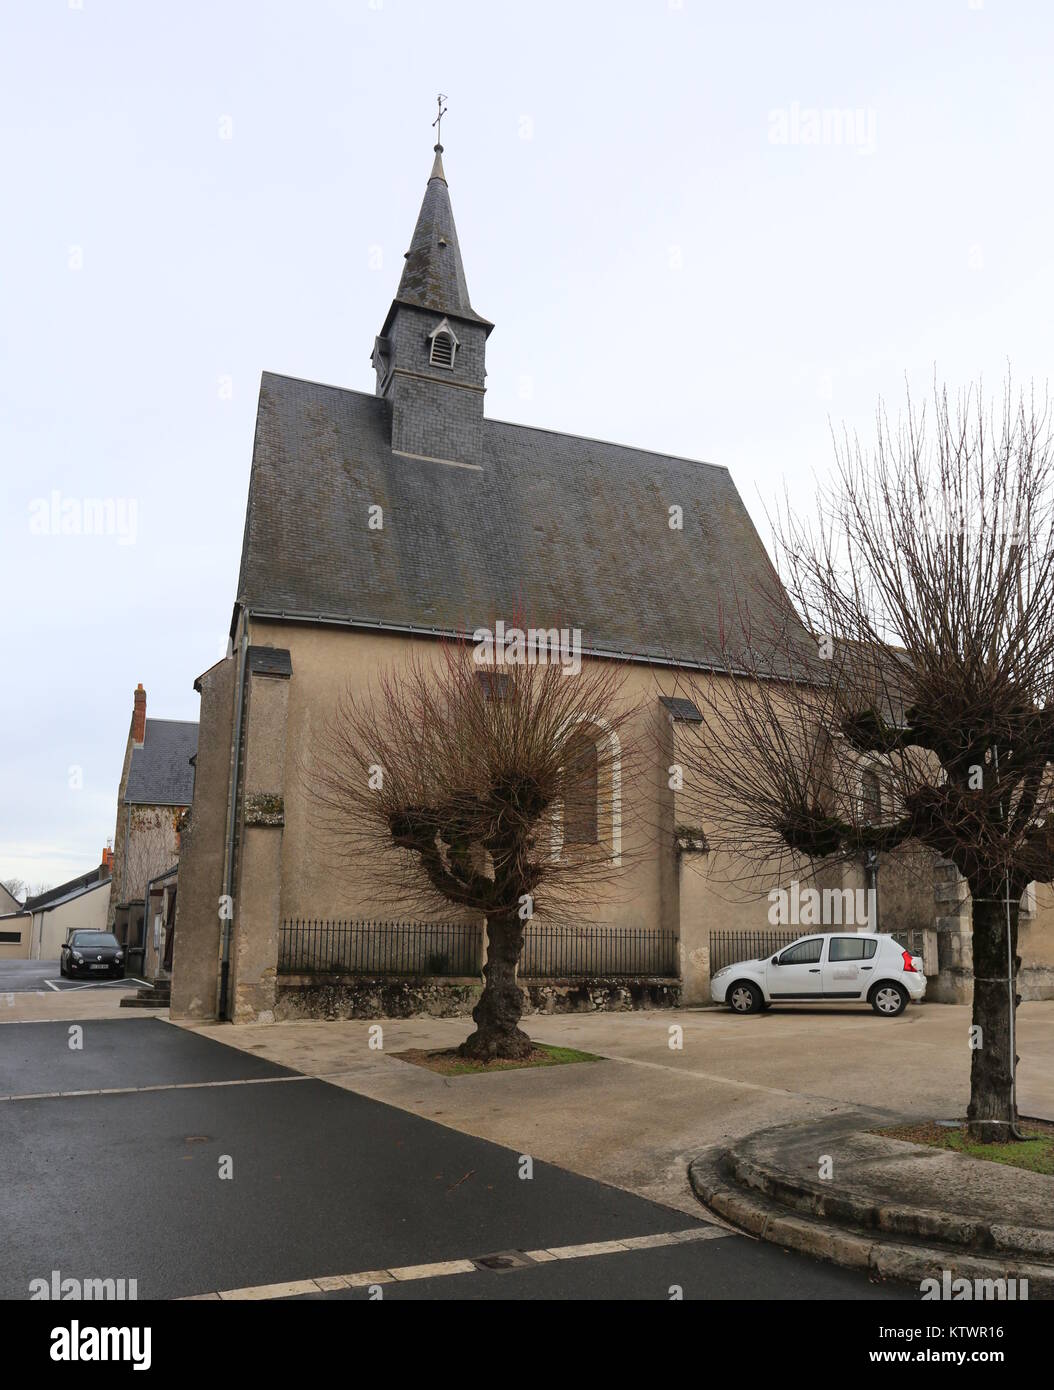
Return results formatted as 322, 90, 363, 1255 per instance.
169, 138, 818, 1024
0, 880, 32, 959
20, 855, 113, 960
0, 882, 23, 915
108, 683, 197, 973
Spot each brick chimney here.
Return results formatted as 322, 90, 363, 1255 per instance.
101, 846, 114, 878
132, 683, 146, 746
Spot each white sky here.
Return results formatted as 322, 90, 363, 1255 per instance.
2, 0, 1053, 889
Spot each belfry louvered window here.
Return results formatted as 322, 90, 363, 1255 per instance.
429, 331, 455, 368
427, 318, 459, 369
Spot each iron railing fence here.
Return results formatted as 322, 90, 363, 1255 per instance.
520, 926, 677, 979
279, 920, 483, 977
280, 920, 679, 980
708, 929, 801, 976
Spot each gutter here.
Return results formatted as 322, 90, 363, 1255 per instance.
243, 607, 816, 684
218, 622, 249, 1021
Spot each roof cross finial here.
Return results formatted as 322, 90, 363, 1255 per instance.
432, 93, 448, 150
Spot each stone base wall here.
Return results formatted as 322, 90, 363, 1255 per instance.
274, 975, 681, 1021
1020, 965, 1054, 1001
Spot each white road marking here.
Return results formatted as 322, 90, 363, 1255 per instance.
193, 1224, 732, 1300
0, 1074, 312, 1103
590, 1050, 834, 1100
42, 977, 150, 992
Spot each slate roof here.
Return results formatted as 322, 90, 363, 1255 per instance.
392, 147, 490, 328
659, 695, 704, 723
235, 373, 814, 674
125, 718, 198, 806
248, 645, 292, 678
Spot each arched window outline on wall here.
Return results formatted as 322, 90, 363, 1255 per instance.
550, 716, 622, 866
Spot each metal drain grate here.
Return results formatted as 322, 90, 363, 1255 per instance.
472, 1250, 537, 1273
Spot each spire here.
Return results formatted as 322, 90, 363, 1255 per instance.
372, 106, 492, 468
393, 139, 490, 328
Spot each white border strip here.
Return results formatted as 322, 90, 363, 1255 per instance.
192, 1225, 730, 1300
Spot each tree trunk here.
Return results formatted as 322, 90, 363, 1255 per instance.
966, 884, 1020, 1143
459, 909, 533, 1061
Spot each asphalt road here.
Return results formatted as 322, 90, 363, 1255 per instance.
0, 1016, 914, 1301
0, 958, 144, 994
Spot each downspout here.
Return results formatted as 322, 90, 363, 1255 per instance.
122, 802, 132, 943
992, 744, 1025, 1140
219, 622, 250, 1021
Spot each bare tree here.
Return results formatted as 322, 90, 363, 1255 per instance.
2, 878, 26, 904
675, 378, 1054, 1142
122, 810, 177, 904
306, 636, 639, 1060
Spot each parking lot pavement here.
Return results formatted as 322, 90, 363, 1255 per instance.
0, 1016, 296, 1096
0, 1016, 911, 1301
179, 1000, 1054, 1217
0, 958, 143, 994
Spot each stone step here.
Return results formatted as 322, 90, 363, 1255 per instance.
119, 980, 171, 1009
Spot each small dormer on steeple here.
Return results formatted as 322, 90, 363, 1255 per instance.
373, 129, 493, 469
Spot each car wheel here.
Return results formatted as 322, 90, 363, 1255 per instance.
870, 982, 908, 1016
728, 981, 763, 1015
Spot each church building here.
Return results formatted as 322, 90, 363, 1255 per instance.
168, 139, 925, 1023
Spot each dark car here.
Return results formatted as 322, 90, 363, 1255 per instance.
59, 930, 125, 979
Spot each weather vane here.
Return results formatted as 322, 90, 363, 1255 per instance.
432, 93, 448, 148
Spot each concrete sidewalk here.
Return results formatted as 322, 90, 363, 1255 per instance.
175, 1001, 1054, 1217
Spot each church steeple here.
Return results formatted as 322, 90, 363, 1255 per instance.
372, 114, 492, 469
392, 143, 489, 327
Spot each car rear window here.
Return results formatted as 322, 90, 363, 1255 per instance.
828, 936, 878, 961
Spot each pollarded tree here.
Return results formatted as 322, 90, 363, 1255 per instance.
307, 636, 637, 1060
675, 378, 1054, 1141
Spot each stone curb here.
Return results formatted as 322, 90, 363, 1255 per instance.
729, 1146, 1054, 1261
688, 1147, 1054, 1298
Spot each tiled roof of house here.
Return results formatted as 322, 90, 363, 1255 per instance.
235, 372, 814, 674
125, 719, 198, 806
25, 869, 110, 913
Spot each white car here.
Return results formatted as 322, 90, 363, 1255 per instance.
711, 932, 926, 1016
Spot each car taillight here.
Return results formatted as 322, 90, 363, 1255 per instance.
901, 950, 916, 973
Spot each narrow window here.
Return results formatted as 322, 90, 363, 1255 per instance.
563, 732, 599, 845
859, 769, 881, 824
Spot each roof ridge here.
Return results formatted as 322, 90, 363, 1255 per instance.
257, 371, 727, 471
